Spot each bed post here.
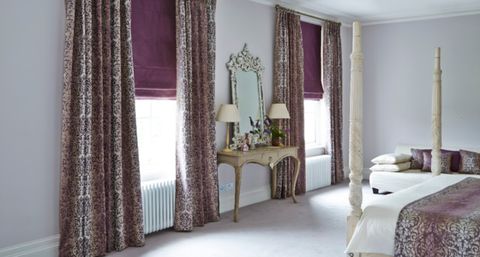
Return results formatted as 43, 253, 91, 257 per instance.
431, 48, 442, 176
347, 21, 364, 253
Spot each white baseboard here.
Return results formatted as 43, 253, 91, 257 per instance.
0, 235, 59, 257
1, 186, 272, 256
219, 185, 271, 213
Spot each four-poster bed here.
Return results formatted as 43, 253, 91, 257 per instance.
345, 21, 451, 257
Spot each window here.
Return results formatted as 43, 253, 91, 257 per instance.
301, 21, 327, 155
131, 0, 177, 183
304, 99, 328, 150
135, 100, 176, 182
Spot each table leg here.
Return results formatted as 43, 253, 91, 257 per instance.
271, 166, 277, 199
291, 157, 300, 203
233, 165, 242, 222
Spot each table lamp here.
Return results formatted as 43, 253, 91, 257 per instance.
216, 104, 240, 152
268, 103, 290, 119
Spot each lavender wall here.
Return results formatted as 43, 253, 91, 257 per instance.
0, 0, 352, 250
215, 0, 275, 210
215, 0, 352, 211
0, 0, 64, 248
362, 14, 480, 174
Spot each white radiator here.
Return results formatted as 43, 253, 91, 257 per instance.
306, 155, 331, 191
141, 179, 175, 234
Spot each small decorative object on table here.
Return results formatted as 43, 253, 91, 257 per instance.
269, 124, 286, 146
267, 103, 291, 147
230, 133, 251, 152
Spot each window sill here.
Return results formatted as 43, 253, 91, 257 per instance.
305, 145, 327, 158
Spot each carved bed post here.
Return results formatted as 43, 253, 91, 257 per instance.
431, 48, 442, 176
347, 21, 364, 250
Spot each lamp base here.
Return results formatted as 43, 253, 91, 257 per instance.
222, 147, 233, 152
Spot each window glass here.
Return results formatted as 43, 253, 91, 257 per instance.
304, 99, 328, 149
135, 99, 176, 182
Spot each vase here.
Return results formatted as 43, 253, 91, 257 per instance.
272, 137, 281, 146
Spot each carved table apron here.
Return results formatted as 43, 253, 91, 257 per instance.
217, 146, 300, 222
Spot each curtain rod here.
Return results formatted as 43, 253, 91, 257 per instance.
275, 5, 341, 25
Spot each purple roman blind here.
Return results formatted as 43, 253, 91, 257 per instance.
301, 21, 323, 100
131, 0, 176, 99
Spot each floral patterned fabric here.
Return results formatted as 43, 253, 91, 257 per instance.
421, 151, 452, 173
60, 0, 144, 256
175, 0, 219, 231
459, 150, 480, 174
273, 7, 306, 198
395, 177, 480, 257
322, 21, 344, 184
441, 149, 461, 172
410, 148, 430, 169
440, 153, 453, 173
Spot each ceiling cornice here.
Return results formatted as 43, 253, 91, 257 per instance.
245, 0, 480, 27
246, 0, 356, 27
362, 9, 480, 26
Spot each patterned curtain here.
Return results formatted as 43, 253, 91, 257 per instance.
175, 0, 219, 231
273, 7, 306, 198
322, 21, 344, 185
60, 0, 144, 256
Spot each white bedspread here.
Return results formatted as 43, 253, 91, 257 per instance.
346, 174, 477, 256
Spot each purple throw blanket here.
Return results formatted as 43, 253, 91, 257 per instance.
394, 177, 480, 257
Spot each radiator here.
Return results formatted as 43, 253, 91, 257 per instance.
306, 155, 331, 191
141, 179, 175, 235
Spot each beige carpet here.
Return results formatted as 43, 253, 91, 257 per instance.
109, 182, 376, 257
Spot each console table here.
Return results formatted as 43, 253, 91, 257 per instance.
217, 146, 300, 222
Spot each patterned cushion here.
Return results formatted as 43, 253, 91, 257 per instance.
422, 151, 452, 173
410, 148, 430, 169
459, 150, 480, 174
422, 151, 431, 171
441, 153, 453, 174
441, 149, 461, 172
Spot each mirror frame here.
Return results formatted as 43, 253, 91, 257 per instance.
226, 44, 266, 137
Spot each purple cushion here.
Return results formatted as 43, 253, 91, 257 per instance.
441, 153, 453, 173
422, 151, 453, 173
411, 148, 431, 169
422, 151, 432, 171
441, 149, 460, 172
459, 150, 480, 174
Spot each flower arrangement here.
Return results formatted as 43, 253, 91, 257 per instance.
269, 125, 285, 139
263, 116, 286, 146
248, 116, 271, 146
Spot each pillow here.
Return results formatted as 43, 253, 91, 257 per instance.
410, 148, 431, 169
422, 151, 453, 173
422, 151, 431, 171
371, 153, 412, 164
370, 162, 411, 172
441, 154, 453, 174
459, 150, 480, 174
441, 149, 461, 172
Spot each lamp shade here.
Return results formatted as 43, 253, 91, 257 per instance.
268, 103, 290, 119
216, 104, 240, 122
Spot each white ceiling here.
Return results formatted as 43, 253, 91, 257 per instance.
253, 0, 480, 25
